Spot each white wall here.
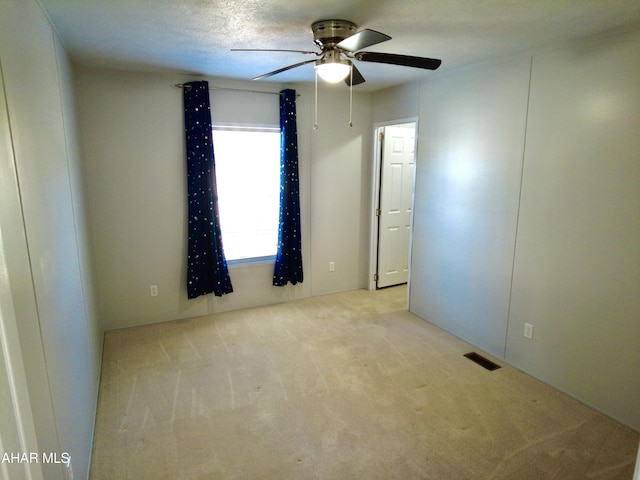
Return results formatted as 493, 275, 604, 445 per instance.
411, 56, 531, 357
75, 69, 372, 330
0, 1, 102, 479
309, 84, 373, 294
506, 28, 640, 430
374, 27, 640, 430
372, 81, 420, 123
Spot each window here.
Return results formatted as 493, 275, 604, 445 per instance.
212, 126, 280, 263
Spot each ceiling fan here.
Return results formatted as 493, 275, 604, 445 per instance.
232, 19, 442, 86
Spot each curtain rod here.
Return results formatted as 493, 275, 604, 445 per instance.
174, 83, 299, 97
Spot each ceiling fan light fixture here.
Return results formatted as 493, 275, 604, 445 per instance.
315, 51, 351, 83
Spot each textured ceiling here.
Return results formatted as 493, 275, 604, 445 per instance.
40, 0, 640, 91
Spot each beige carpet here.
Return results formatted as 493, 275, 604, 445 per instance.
89, 286, 639, 479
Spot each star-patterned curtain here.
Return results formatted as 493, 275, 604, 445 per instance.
183, 81, 233, 298
273, 89, 303, 286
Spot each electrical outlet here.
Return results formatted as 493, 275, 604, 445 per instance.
524, 323, 534, 339
329, 261, 335, 272
150, 285, 158, 297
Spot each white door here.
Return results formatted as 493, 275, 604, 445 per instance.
376, 124, 415, 288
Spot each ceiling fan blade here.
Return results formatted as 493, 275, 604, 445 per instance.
232, 48, 318, 55
252, 59, 317, 80
355, 51, 442, 70
345, 64, 366, 86
336, 29, 391, 52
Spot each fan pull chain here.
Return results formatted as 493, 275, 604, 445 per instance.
314, 68, 319, 130
349, 65, 353, 127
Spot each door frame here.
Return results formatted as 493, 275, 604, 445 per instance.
368, 118, 419, 298
0, 66, 45, 480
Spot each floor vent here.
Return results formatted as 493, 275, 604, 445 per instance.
464, 352, 501, 371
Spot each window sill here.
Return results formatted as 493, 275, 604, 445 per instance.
227, 255, 276, 267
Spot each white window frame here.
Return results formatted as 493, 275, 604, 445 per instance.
211, 124, 281, 265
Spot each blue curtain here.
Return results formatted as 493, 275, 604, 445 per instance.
183, 81, 233, 298
273, 89, 303, 286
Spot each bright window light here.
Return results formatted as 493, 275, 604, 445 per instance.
212, 126, 280, 262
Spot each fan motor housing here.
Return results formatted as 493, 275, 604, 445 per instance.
312, 20, 357, 48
